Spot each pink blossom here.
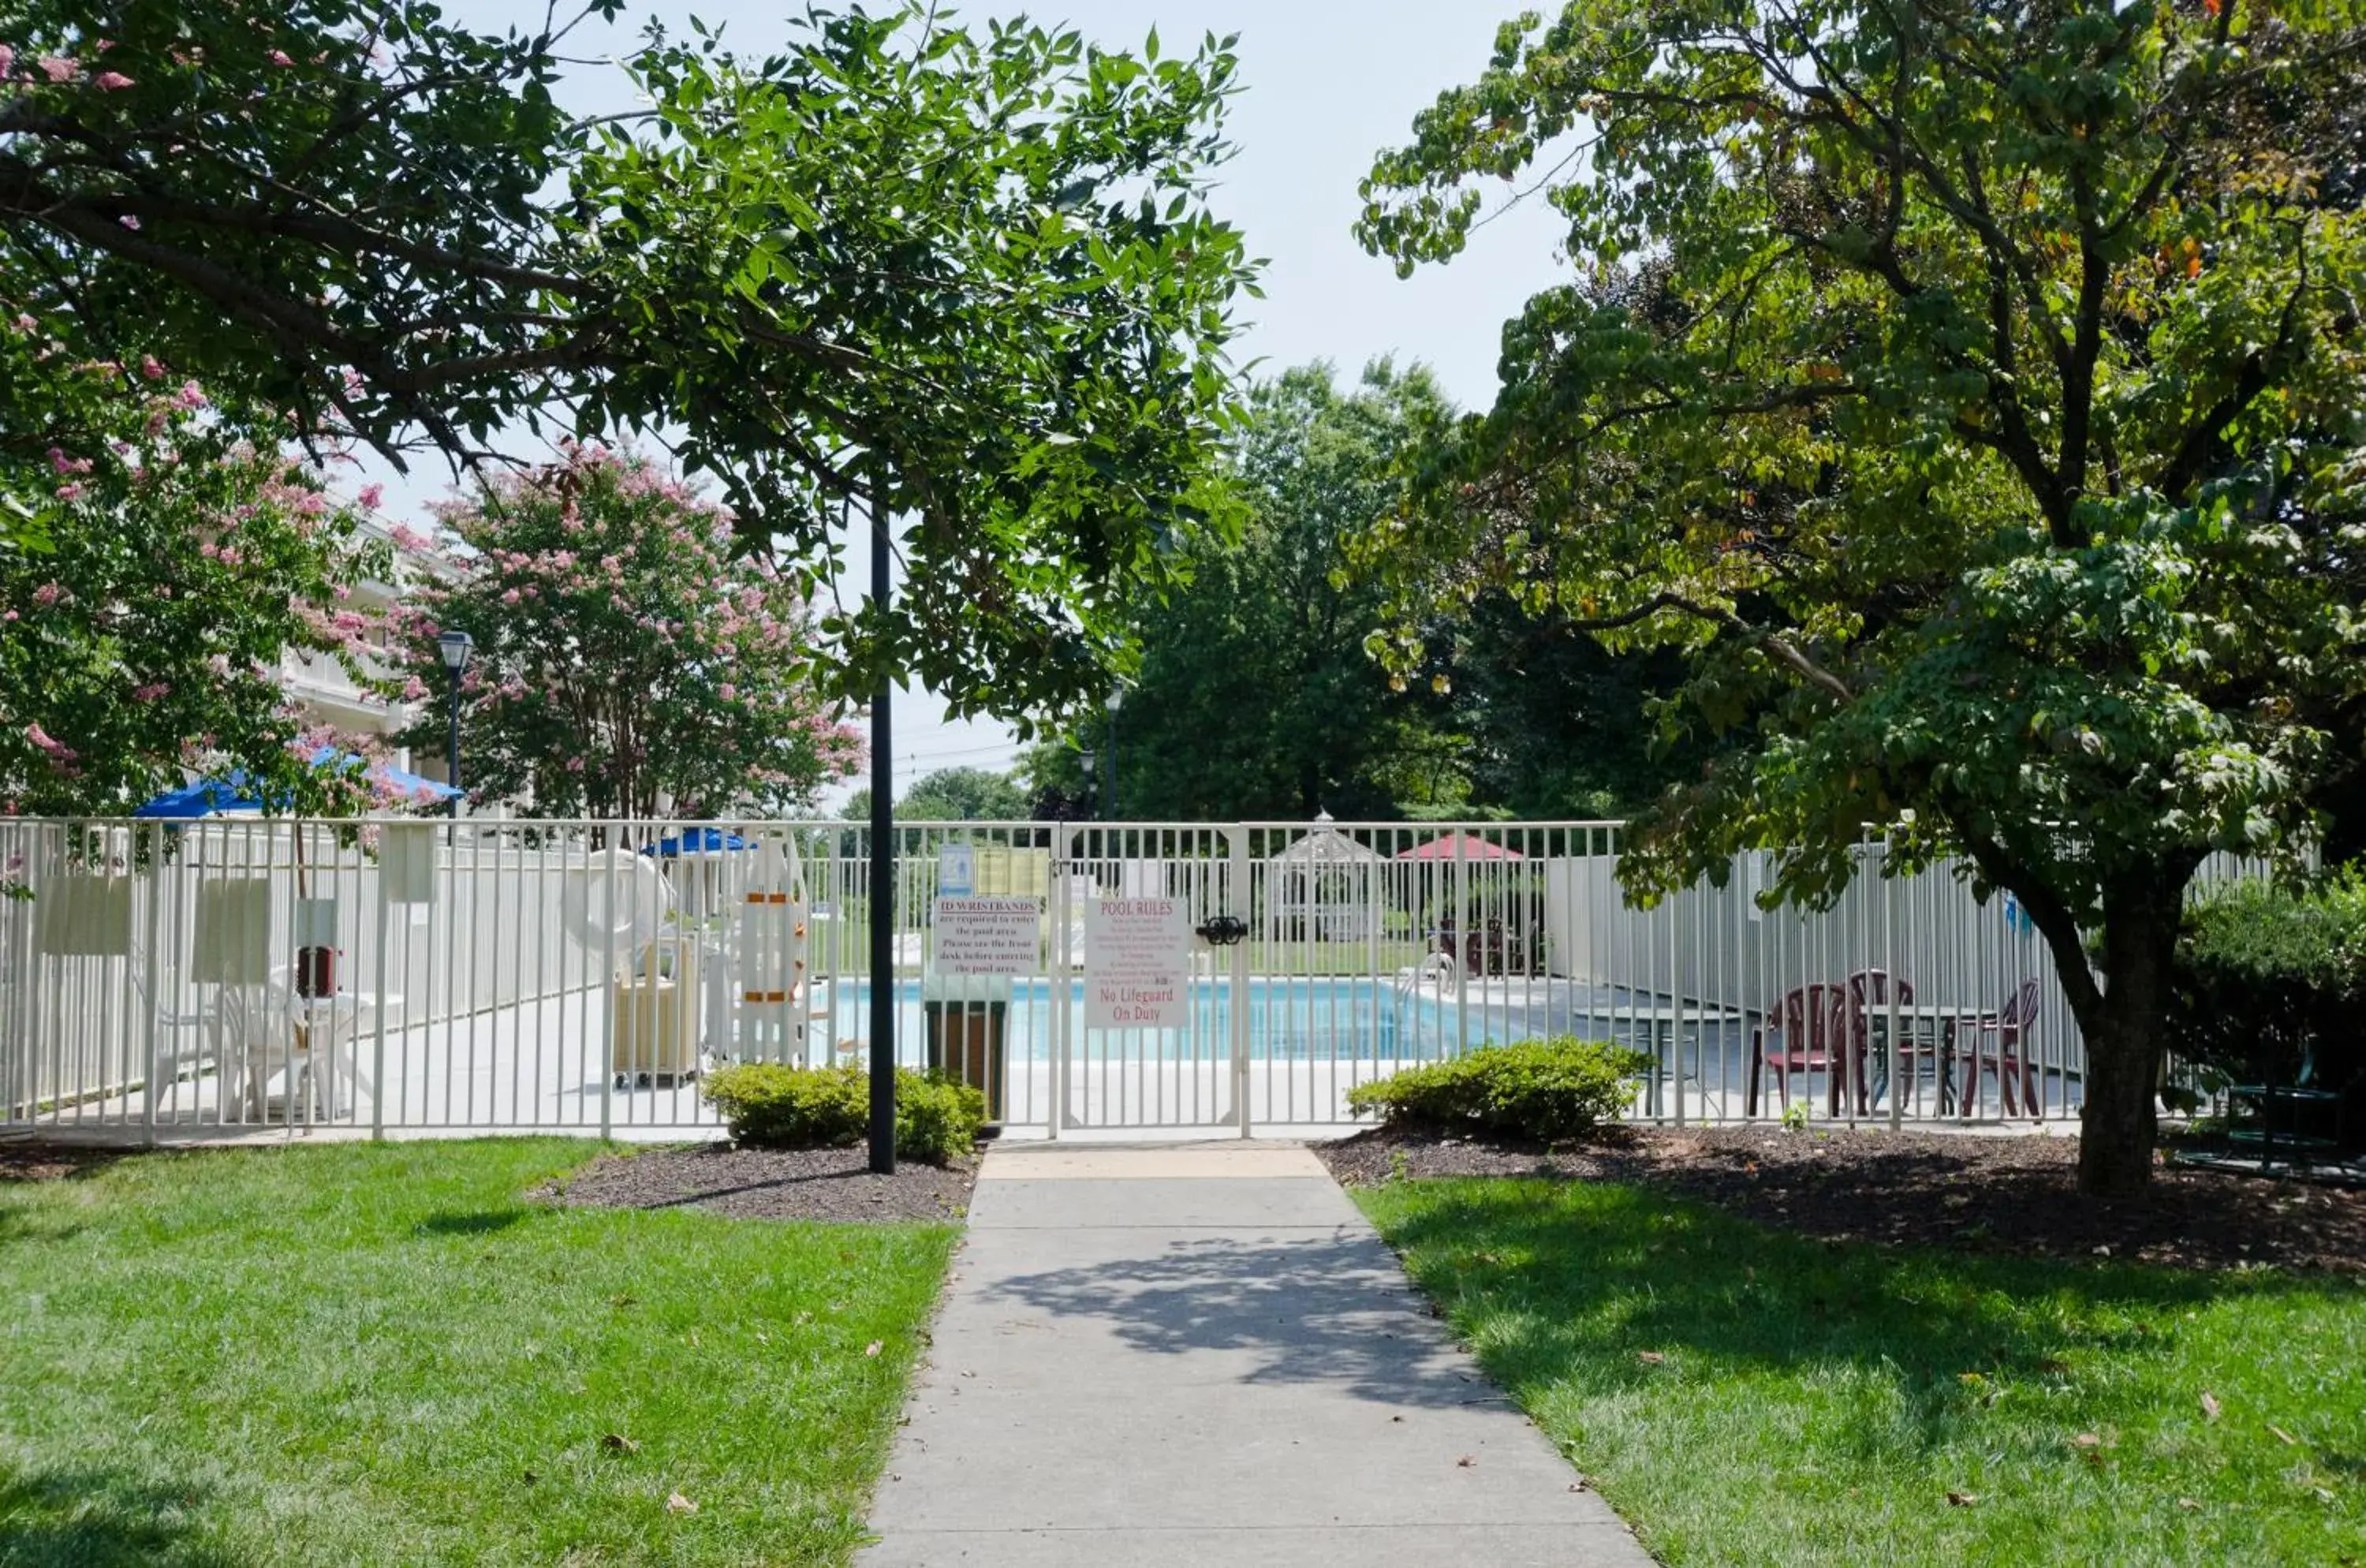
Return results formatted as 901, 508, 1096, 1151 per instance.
501, 588, 521, 606
140, 354, 164, 380
130, 682, 171, 703
173, 380, 207, 410
390, 524, 431, 551
92, 70, 132, 90
357, 483, 383, 510
565, 756, 586, 773
718, 683, 738, 701
268, 50, 293, 66
118, 215, 141, 231
295, 491, 327, 515
51, 483, 83, 502
47, 447, 92, 475
39, 55, 76, 82
400, 674, 429, 702
25, 723, 76, 760
0, 47, 13, 75
11, 313, 33, 333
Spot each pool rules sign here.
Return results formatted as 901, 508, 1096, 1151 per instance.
1084, 898, 1192, 1029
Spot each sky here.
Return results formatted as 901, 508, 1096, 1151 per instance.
398, 1, 1573, 805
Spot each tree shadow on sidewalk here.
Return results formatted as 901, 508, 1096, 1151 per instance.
981, 1228, 1516, 1411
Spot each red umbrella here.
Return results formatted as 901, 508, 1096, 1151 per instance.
1394, 832, 1524, 862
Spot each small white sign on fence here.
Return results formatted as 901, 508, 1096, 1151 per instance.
1084, 897, 1192, 1029
937, 843, 975, 898
933, 896, 1042, 976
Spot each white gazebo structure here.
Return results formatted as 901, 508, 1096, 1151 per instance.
1263, 813, 1388, 943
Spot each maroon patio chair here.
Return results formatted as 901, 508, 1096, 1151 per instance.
1748, 982, 1851, 1118
1947, 977, 2044, 1119
1845, 968, 1941, 1113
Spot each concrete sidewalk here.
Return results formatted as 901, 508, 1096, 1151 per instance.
858, 1142, 1652, 1566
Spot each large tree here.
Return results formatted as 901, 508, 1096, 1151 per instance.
2, 2, 1255, 717
1361, 0, 2366, 1192
393, 446, 863, 819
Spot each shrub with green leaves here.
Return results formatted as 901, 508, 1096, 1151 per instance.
701, 1064, 987, 1165
1345, 1037, 1648, 1143
2170, 869, 2366, 1094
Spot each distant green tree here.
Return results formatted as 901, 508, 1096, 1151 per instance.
1114, 362, 1462, 821
898, 767, 1032, 823
1445, 595, 1701, 820
840, 766, 1030, 823
1014, 738, 1094, 820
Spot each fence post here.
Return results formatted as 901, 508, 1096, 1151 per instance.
1054, 825, 1078, 1138
1232, 826, 1252, 1138
372, 838, 388, 1141
140, 823, 161, 1147
599, 825, 615, 1141
1885, 865, 1902, 1132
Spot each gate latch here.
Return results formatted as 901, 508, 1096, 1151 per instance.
1195, 913, 1249, 947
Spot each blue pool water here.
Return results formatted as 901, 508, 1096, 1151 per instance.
820, 976, 1539, 1062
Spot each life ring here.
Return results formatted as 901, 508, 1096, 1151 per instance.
559, 849, 670, 954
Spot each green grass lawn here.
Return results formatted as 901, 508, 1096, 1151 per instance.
0, 1140, 954, 1566
1357, 1178, 2366, 1566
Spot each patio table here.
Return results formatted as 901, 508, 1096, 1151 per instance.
267, 989, 402, 1122
1852, 1002, 1982, 1114
1573, 1003, 1748, 1118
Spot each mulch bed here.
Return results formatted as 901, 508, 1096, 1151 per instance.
540, 1143, 976, 1224
1319, 1125, 2366, 1275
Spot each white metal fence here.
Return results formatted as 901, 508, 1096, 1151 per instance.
0, 813, 2242, 1141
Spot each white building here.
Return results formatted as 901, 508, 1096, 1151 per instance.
276, 519, 448, 782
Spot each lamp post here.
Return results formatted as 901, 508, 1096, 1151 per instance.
435, 629, 473, 823
1078, 749, 1097, 820
1103, 688, 1124, 820
866, 506, 896, 1175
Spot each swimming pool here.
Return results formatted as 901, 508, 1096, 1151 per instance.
819, 976, 1544, 1062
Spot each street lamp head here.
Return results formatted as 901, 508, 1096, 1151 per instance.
1104, 688, 1125, 714
1079, 749, 1096, 778
436, 629, 476, 674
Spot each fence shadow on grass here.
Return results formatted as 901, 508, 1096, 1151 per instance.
0, 1465, 242, 1568
982, 1229, 1521, 1413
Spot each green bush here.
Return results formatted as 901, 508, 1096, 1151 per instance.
2170, 868, 2366, 1093
700, 1064, 987, 1164
1345, 1036, 1650, 1143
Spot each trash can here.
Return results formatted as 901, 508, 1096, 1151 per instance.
922, 974, 1009, 1123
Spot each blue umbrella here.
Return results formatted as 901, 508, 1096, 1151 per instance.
132, 771, 270, 819
132, 749, 460, 819
643, 828, 752, 857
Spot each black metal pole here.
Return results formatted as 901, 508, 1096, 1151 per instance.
1106, 707, 1118, 820
868, 505, 897, 1174
446, 667, 462, 840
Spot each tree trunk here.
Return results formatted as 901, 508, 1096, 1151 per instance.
2056, 868, 2189, 1197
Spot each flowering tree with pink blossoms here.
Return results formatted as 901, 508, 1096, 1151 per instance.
0, 308, 409, 818
393, 447, 863, 819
